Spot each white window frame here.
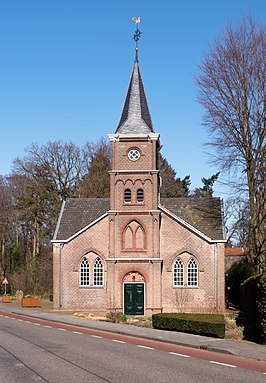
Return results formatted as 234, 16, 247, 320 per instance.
187, 257, 198, 288
79, 257, 90, 287
93, 257, 104, 287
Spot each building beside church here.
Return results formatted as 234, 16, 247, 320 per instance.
52, 43, 226, 315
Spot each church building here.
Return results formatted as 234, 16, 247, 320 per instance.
52, 29, 225, 315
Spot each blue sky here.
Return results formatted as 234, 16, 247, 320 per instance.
0, 0, 265, 196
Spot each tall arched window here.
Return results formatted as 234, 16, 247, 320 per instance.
187, 258, 198, 287
173, 258, 184, 287
137, 188, 144, 203
124, 189, 131, 203
80, 257, 90, 286
93, 257, 104, 286
122, 221, 146, 250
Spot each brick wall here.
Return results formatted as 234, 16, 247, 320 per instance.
160, 212, 225, 313
53, 131, 225, 314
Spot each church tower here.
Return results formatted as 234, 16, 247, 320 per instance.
52, 19, 225, 315
106, 22, 162, 315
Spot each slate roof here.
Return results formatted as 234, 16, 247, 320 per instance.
53, 198, 109, 241
116, 61, 154, 134
53, 197, 224, 241
160, 197, 224, 240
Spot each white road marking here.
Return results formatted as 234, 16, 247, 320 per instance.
25, 321, 31, 323
209, 361, 236, 368
137, 345, 154, 350
91, 335, 102, 338
169, 352, 190, 358
44, 325, 52, 328
34, 323, 40, 326
73, 331, 82, 334
18, 319, 23, 322
11, 317, 16, 320
58, 328, 66, 331
111, 339, 125, 344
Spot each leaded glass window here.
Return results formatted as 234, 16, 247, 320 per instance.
93, 257, 104, 286
80, 257, 90, 286
187, 258, 198, 287
173, 258, 184, 287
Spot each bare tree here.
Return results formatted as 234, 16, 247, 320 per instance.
223, 197, 249, 248
196, 16, 266, 271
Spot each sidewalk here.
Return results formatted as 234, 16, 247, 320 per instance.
1, 301, 265, 362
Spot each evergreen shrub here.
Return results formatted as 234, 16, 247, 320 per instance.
227, 261, 254, 305
152, 313, 225, 338
240, 274, 266, 343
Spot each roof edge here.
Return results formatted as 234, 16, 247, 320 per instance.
51, 212, 108, 244
108, 133, 159, 142
53, 200, 66, 241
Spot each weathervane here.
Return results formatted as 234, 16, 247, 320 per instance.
132, 16, 142, 62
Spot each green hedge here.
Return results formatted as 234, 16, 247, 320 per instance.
240, 274, 266, 344
152, 313, 225, 338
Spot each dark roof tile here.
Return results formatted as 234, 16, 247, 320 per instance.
54, 197, 224, 241
54, 198, 110, 240
160, 197, 224, 240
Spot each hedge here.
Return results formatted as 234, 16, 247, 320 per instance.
152, 313, 225, 338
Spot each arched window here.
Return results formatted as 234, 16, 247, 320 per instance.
93, 257, 104, 286
173, 258, 184, 287
135, 225, 144, 248
124, 226, 133, 248
122, 221, 146, 250
124, 189, 131, 203
137, 188, 144, 203
80, 257, 90, 286
187, 258, 198, 287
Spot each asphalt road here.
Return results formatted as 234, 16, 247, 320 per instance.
0, 313, 265, 383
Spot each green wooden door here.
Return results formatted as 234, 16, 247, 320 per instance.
124, 283, 144, 315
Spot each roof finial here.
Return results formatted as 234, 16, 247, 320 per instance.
132, 16, 142, 62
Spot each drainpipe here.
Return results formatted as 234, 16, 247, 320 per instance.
213, 242, 217, 310
59, 243, 64, 309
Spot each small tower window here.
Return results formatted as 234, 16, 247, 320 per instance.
128, 148, 140, 161
124, 189, 131, 203
137, 188, 144, 203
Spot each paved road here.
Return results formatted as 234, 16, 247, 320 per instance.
1, 312, 265, 383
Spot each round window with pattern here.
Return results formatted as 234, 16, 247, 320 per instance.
128, 148, 140, 161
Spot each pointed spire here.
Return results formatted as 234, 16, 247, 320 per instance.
116, 18, 153, 135
115, 61, 154, 134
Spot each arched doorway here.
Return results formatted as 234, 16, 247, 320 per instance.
123, 272, 145, 315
